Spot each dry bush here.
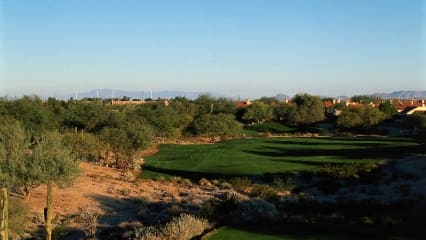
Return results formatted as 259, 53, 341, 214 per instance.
181, 178, 192, 185
170, 176, 183, 184
219, 181, 232, 189
120, 170, 135, 182
76, 207, 100, 239
198, 178, 212, 186
211, 179, 220, 186
136, 213, 211, 240
229, 177, 252, 190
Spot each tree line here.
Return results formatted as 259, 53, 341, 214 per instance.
1, 93, 425, 239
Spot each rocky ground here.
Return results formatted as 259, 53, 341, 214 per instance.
22, 162, 228, 238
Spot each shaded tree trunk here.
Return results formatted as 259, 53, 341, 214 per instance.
0, 188, 8, 240
44, 181, 53, 240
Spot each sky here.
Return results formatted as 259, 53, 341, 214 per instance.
1, 0, 425, 98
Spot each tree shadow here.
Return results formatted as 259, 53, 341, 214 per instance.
265, 137, 416, 147
90, 193, 208, 239
262, 139, 395, 147
269, 159, 348, 166
143, 165, 254, 180
245, 144, 424, 160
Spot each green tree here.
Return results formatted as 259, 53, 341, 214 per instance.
272, 104, 292, 123
64, 132, 104, 162
337, 106, 385, 130
0, 117, 31, 239
212, 98, 237, 115
30, 132, 79, 240
243, 101, 273, 124
379, 101, 397, 120
3, 96, 53, 139
134, 105, 183, 138
287, 94, 325, 126
192, 113, 241, 136
258, 96, 279, 105
62, 101, 112, 132
170, 97, 197, 117
194, 94, 217, 115
99, 121, 153, 169
350, 95, 379, 103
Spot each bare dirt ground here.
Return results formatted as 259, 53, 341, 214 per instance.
23, 162, 225, 236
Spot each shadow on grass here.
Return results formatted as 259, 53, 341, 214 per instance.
263, 139, 397, 147
268, 159, 349, 166
142, 165, 253, 180
245, 144, 425, 160
265, 137, 419, 147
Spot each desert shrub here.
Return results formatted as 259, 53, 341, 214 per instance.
259, 187, 279, 201
155, 176, 166, 182
221, 190, 245, 203
136, 213, 211, 240
211, 179, 220, 186
320, 163, 373, 179
118, 187, 132, 196
319, 162, 381, 193
231, 199, 278, 224
75, 208, 100, 239
198, 178, 211, 186
249, 184, 279, 201
181, 178, 192, 185
200, 200, 219, 219
229, 177, 251, 190
295, 192, 315, 203
220, 181, 232, 189
273, 177, 295, 192
200, 191, 242, 219
169, 176, 183, 184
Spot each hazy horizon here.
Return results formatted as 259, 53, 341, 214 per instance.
1, 0, 425, 98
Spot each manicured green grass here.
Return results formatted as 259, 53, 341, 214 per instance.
208, 227, 343, 240
142, 137, 422, 179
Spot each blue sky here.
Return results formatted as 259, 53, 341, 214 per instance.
1, 0, 425, 98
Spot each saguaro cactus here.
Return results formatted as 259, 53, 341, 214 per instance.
44, 182, 53, 240
0, 188, 8, 240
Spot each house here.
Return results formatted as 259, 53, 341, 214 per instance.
111, 99, 145, 106
235, 99, 252, 108
394, 99, 425, 115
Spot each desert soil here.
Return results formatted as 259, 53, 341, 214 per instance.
23, 161, 224, 234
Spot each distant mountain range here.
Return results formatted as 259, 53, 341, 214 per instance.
372, 91, 426, 99
274, 93, 291, 100
60, 89, 426, 100
62, 89, 222, 100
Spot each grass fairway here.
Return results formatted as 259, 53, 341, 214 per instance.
208, 227, 344, 240
142, 137, 422, 179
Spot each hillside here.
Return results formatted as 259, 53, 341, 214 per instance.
373, 91, 426, 99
